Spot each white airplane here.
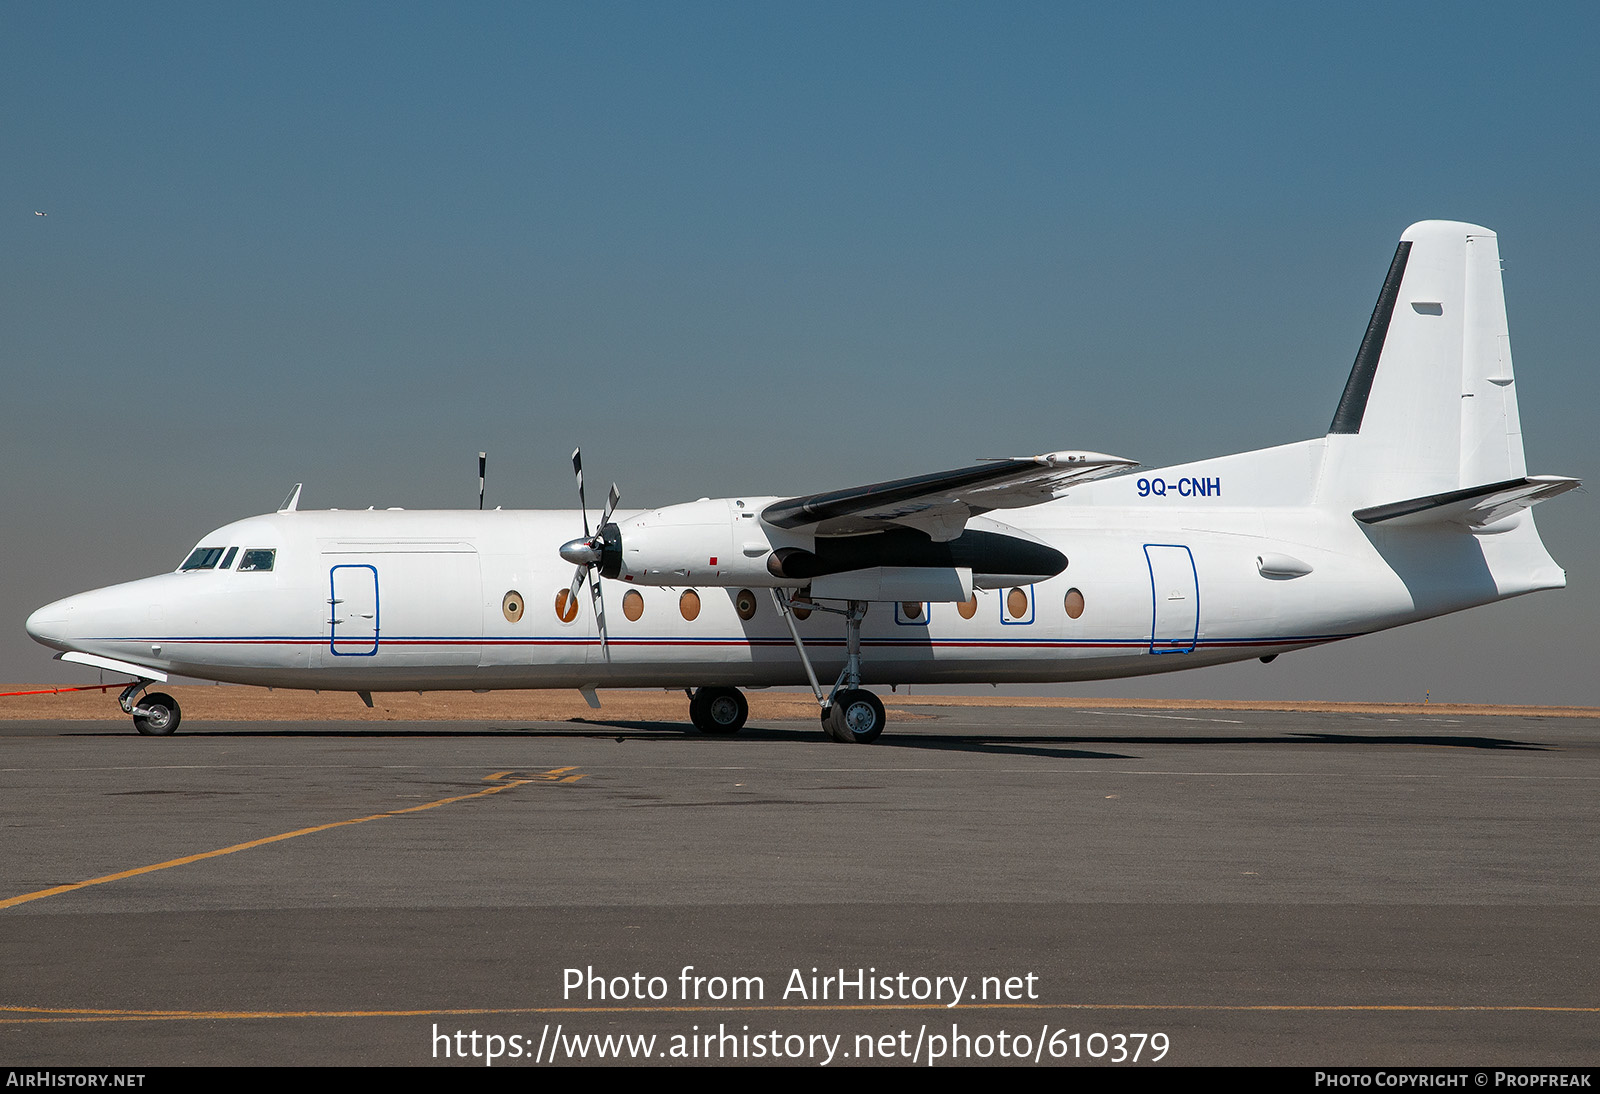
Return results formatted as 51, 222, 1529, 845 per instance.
25, 221, 1578, 741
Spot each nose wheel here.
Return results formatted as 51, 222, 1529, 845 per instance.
131, 692, 181, 736
116, 681, 181, 735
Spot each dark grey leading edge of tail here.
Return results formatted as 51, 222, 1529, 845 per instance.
1329, 239, 1412, 435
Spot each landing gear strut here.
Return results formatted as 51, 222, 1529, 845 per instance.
688, 686, 748, 734
119, 681, 181, 736
770, 591, 890, 744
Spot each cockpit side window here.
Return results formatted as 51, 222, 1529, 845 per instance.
237, 548, 277, 572
220, 547, 238, 570
181, 547, 225, 571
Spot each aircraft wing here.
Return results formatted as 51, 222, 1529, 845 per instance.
761, 450, 1137, 541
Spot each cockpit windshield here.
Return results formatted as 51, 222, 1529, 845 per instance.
237, 549, 276, 572
180, 547, 225, 571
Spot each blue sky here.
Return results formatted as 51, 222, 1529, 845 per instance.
4, 3, 1595, 702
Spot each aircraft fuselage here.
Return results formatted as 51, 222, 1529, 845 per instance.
26, 439, 1561, 695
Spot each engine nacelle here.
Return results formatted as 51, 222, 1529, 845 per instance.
600, 498, 1068, 595
604, 497, 796, 588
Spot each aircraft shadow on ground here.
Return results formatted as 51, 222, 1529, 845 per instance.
562, 721, 1554, 758
60, 722, 1551, 760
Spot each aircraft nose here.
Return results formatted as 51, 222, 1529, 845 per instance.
25, 597, 76, 650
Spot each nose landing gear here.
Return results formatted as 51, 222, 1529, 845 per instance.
120, 681, 182, 736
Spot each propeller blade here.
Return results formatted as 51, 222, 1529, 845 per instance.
566, 451, 617, 659
571, 447, 590, 538
601, 483, 620, 528
590, 573, 609, 654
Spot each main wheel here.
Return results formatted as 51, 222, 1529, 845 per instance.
688, 686, 748, 735
132, 692, 181, 736
823, 689, 886, 744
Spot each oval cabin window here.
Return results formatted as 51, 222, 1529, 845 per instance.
622, 589, 644, 621
1007, 587, 1029, 619
502, 591, 524, 623
957, 595, 978, 619
735, 589, 758, 621
680, 589, 701, 621
1064, 588, 1085, 619
554, 588, 579, 623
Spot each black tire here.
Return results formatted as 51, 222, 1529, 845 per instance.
823, 689, 886, 744
133, 692, 181, 736
689, 686, 747, 735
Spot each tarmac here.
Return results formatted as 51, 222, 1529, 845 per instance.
3, 704, 1597, 1066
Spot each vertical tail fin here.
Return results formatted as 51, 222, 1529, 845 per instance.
1324, 221, 1528, 507
1321, 222, 1573, 603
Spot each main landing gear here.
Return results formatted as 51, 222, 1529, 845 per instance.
685, 596, 894, 743
770, 592, 890, 744
822, 688, 886, 744
688, 686, 748, 734
119, 681, 182, 736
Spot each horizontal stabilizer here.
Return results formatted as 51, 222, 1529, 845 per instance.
1353, 475, 1579, 529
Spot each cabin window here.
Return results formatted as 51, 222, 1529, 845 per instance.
1064, 588, 1085, 619
554, 588, 580, 623
622, 590, 645, 621
680, 589, 701, 621
1003, 586, 1037, 624
502, 591, 524, 623
790, 593, 813, 620
735, 589, 758, 621
957, 595, 978, 619
180, 547, 225, 570
237, 549, 276, 572
895, 600, 929, 625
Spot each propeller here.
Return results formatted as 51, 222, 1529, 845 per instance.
557, 448, 621, 649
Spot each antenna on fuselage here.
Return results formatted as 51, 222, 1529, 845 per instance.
478, 452, 487, 510
279, 483, 303, 513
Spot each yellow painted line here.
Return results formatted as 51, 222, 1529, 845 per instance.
4, 1002, 1599, 1024
0, 768, 581, 912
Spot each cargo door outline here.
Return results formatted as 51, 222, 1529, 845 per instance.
1144, 544, 1198, 654
329, 564, 379, 656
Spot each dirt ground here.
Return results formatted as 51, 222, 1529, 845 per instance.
1, 684, 1593, 722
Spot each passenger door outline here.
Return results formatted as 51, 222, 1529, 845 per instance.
1144, 544, 1198, 654
329, 564, 379, 656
